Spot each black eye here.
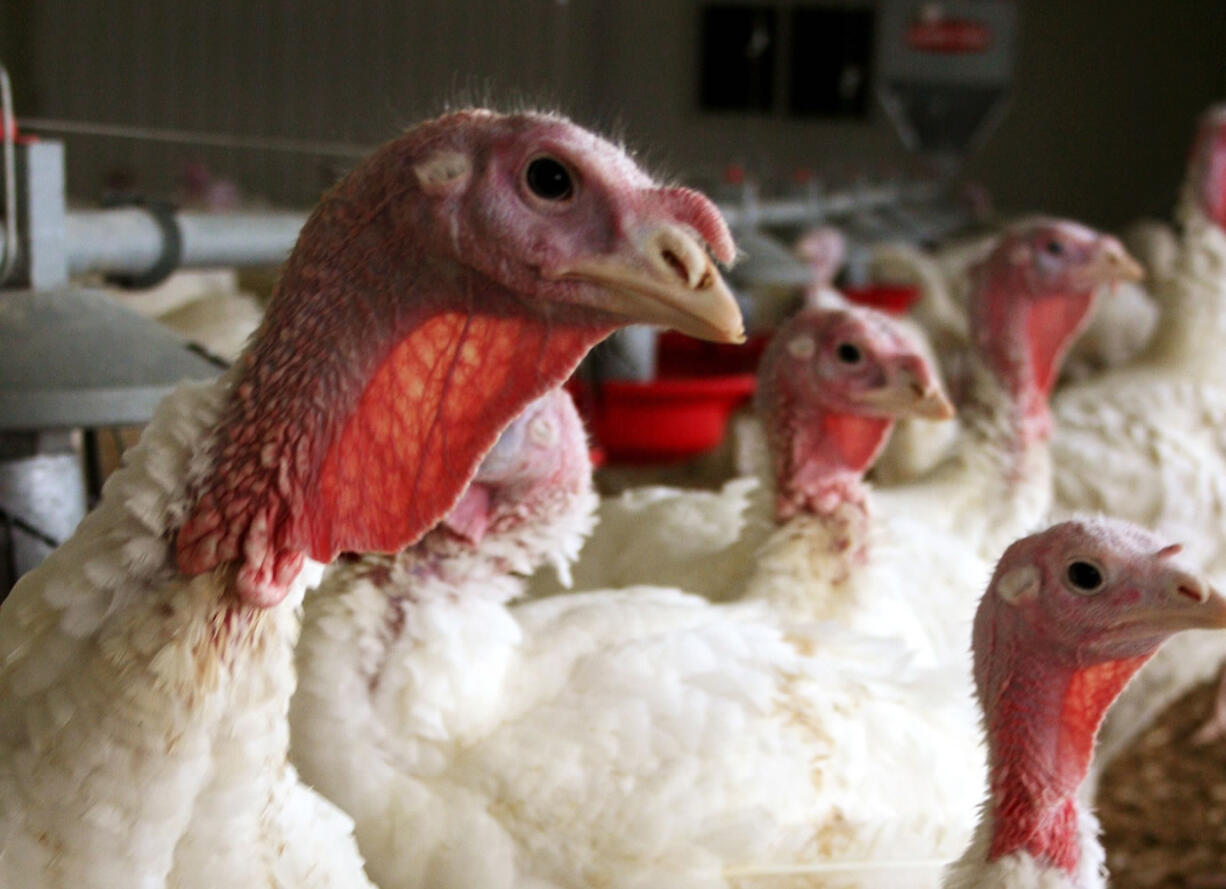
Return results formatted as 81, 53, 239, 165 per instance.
836, 342, 862, 365
1043, 239, 1065, 256
525, 157, 574, 201
1067, 560, 1104, 592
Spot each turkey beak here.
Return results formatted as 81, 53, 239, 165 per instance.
1109, 572, 1226, 643
1077, 237, 1145, 290
1144, 573, 1226, 633
860, 359, 955, 421
549, 223, 746, 344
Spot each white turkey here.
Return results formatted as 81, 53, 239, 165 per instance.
942, 517, 1226, 889
743, 220, 1143, 672
0, 108, 743, 888
533, 221, 1141, 677
291, 386, 985, 889
528, 296, 952, 602
869, 220, 1157, 483
1050, 104, 1226, 763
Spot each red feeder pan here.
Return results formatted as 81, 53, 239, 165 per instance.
842, 283, 921, 315
568, 375, 757, 463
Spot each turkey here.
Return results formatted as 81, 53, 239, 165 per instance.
291, 386, 984, 889
0, 108, 743, 888
852, 220, 1141, 564
534, 220, 1140, 668
528, 297, 952, 601
942, 517, 1226, 889
869, 222, 1157, 484
740, 220, 1143, 671
1051, 105, 1226, 764
794, 224, 848, 308
871, 224, 1158, 389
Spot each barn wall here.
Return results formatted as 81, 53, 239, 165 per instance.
6, 0, 1226, 226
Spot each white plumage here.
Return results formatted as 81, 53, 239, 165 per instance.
868, 227, 1160, 485
110, 269, 265, 362
291, 391, 985, 889
1054, 196, 1226, 770
0, 379, 372, 889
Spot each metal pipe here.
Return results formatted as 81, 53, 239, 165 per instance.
0, 178, 949, 282
63, 208, 308, 276
0, 66, 18, 286
717, 182, 945, 229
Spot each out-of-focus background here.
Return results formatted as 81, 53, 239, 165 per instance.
2, 1, 1223, 224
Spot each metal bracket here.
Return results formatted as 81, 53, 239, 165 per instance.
100, 197, 183, 289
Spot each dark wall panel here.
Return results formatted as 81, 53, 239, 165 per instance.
8, 0, 1226, 226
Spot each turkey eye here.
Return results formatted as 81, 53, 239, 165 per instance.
1043, 240, 1065, 256
836, 342, 862, 365
1067, 560, 1104, 592
525, 157, 574, 201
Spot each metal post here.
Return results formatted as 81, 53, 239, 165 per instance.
0, 431, 86, 598
14, 140, 68, 288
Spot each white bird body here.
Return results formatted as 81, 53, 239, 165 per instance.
1054, 199, 1226, 768
291, 386, 984, 889
740, 506, 986, 673
111, 269, 265, 362
528, 471, 772, 601
293, 533, 984, 889
0, 380, 372, 889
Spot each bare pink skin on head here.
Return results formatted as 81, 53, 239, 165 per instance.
174, 110, 740, 606
440, 388, 592, 546
967, 220, 1143, 437
1187, 103, 1226, 229
757, 303, 952, 521
972, 518, 1226, 876
794, 226, 847, 299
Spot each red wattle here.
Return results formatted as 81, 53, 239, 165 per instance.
177, 309, 610, 608
308, 311, 604, 563
988, 653, 1150, 874
1024, 292, 1093, 401
823, 413, 893, 475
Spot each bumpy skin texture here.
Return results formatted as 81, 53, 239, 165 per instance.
292, 388, 984, 889
0, 109, 740, 889
944, 518, 1226, 889
175, 109, 738, 606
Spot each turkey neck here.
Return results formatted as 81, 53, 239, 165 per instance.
745, 406, 892, 619
975, 624, 1150, 882
175, 152, 615, 605
952, 282, 1095, 551
1138, 197, 1226, 377
771, 404, 892, 522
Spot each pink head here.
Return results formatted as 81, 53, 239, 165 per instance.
175, 109, 743, 606
973, 517, 1226, 875
440, 388, 591, 546
758, 304, 953, 520
968, 219, 1144, 414
794, 226, 847, 291
1186, 103, 1226, 229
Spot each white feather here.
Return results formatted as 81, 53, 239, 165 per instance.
0, 378, 371, 889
